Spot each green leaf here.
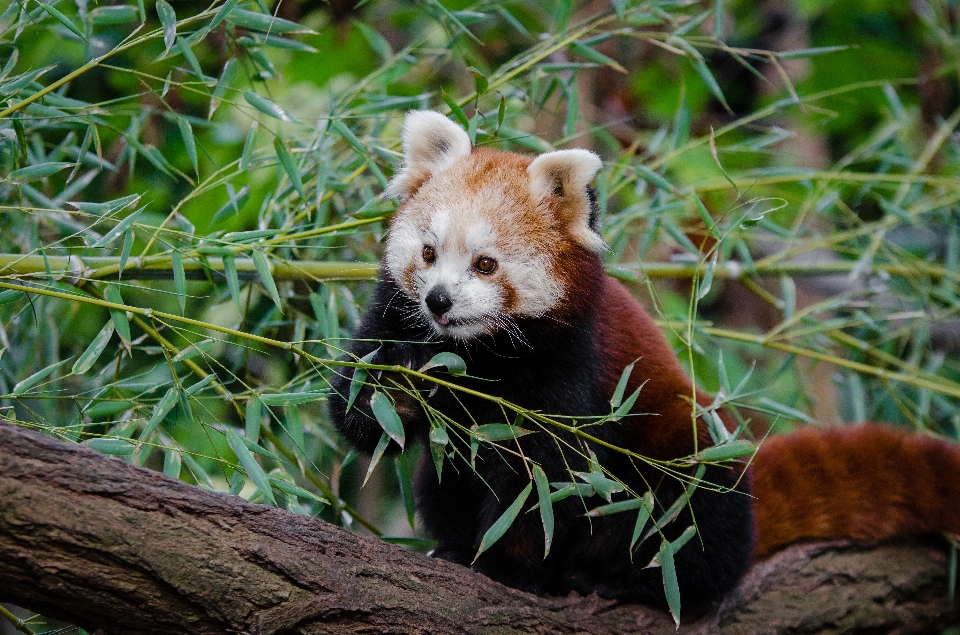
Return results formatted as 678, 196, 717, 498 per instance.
756, 397, 815, 423
245, 90, 299, 123
473, 424, 535, 442
270, 477, 328, 505
259, 391, 328, 406
370, 390, 405, 449
353, 19, 392, 60
103, 285, 132, 345
395, 454, 416, 529
697, 251, 718, 301
86, 438, 136, 455
211, 184, 250, 225
251, 249, 283, 311
610, 360, 636, 409
157, 0, 177, 46
185, 374, 216, 396
245, 398, 262, 442
363, 432, 391, 486
533, 465, 554, 558
163, 448, 181, 478
222, 255, 242, 311
140, 386, 177, 440
630, 491, 655, 552
274, 136, 305, 200
172, 338, 215, 362
693, 439, 756, 463
119, 229, 134, 276
586, 497, 649, 517
202, 0, 241, 35
209, 57, 239, 117
175, 36, 207, 82
347, 347, 379, 411
37, 3, 86, 41
467, 66, 488, 94
635, 164, 674, 192
9, 162, 73, 183
72, 321, 115, 375
474, 482, 532, 562
12, 359, 70, 395
569, 41, 626, 73
225, 8, 314, 34
91, 206, 142, 247
441, 92, 469, 129
0, 290, 26, 304
178, 117, 198, 174
419, 351, 466, 375
660, 539, 681, 627
225, 427, 276, 505
90, 5, 139, 24
171, 250, 186, 314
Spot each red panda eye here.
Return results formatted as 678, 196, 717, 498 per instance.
422, 246, 436, 263
475, 257, 497, 274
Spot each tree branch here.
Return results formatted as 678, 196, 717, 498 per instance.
0, 421, 956, 635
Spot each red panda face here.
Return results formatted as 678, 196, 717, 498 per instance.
384, 111, 604, 341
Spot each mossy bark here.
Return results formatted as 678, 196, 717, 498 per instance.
0, 421, 956, 635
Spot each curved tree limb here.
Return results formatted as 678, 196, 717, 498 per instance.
0, 421, 956, 635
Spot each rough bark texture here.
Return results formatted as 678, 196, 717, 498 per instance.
0, 421, 957, 635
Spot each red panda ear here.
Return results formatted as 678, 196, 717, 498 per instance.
386, 111, 472, 200
527, 149, 605, 252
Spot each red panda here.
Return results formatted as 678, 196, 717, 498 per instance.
328, 110, 960, 611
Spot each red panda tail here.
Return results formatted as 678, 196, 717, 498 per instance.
751, 423, 960, 559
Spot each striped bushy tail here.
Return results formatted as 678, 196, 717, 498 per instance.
752, 423, 960, 559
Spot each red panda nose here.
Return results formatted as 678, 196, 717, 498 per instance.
425, 287, 453, 316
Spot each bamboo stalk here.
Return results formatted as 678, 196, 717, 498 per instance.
0, 254, 951, 283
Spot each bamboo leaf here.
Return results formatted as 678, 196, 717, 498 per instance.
225, 8, 315, 34
37, 3, 86, 41
694, 439, 756, 463
9, 161, 73, 183
90, 5, 139, 24
86, 437, 136, 455
533, 465, 554, 558
363, 432, 391, 486
610, 360, 636, 409
251, 249, 283, 311
178, 118, 198, 174
274, 136, 305, 200
72, 321, 115, 375
630, 491, 655, 552
370, 390, 405, 449
12, 359, 70, 395
245, 398, 262, 442
175, 36, 207, 82
258, 391, 328, 406
473, 424, 535, 442
140, 386, 177, 440
221, 255, 242, 311
419, 351, 467, 375
395, 453, 416, 529
155, 0, 176, 53
103, 285, 132, 345
474, 482, 532, 562
244, 90, 300, 123
347, 347, 379, 411
660, 539, 681, 627
91, 206, 142, 247
171, 250, 186, 313
225, 427, 276, 505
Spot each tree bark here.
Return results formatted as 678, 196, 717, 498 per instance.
0, 421, 956, 635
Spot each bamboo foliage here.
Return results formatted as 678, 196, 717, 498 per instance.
1, 0, 960, 629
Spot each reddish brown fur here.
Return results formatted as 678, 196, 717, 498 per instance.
593, 277, 728, 460
752, 424, 960, 558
